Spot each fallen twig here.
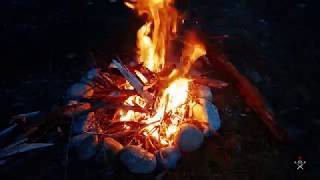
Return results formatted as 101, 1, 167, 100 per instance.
191, 76, 229, 89
0, 123, 18, 145
0, 143, 53, 159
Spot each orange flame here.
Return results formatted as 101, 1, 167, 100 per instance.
125, 0, 177, 72
119, 0, 207, 148
168, 33, 206, 83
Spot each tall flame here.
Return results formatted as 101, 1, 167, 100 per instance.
125, 0, 177, 72
118, 0, 207, 148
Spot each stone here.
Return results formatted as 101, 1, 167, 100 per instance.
71, 112, 96, 135
81, 68, 101, 83
67, 83, 94, 99
71, 133, 98, 160
175, 124, 204, 152
192, 98, 221, 133
95, 137, 123, 164
120, 145, 156, 174
247, 70, 263, 83
64, 100, 91, 118
156, 147, 181, 170
196, 85, 213, 101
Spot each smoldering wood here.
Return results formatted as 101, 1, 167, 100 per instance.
190, 75, 229, 89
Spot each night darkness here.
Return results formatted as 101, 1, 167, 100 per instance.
0, 0, 319, 179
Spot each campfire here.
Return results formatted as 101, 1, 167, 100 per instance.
64, 0, 226, 172
95, 0, 224, 151
61, 0, 282, 174
0, 0, 290, 177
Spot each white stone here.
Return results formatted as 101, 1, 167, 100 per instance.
120, 145, 156, 174
72, 112, 96, 135
95, 137, 123, 164
192, 98, 221, 132
156, 147, 181, 170
71, 133, 98, 160
175, 124, 204, 152
64, 101, 91, 118
81, 68, 101, 83
103, 138, 123, 153
196, 85, 213, 100
67, 83, 94, 99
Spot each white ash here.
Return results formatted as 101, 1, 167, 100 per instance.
120, 145, 157, 174
175, 124, 204, 152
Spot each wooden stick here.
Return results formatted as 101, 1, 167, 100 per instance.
0, 123, 18, 145
0, 143, 53, 159
190, 75, 228, 89
111, 59, 155, 105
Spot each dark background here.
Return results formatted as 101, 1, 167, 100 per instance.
0, 0, 319, 179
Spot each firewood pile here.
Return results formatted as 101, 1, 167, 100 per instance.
62, 55, 228, 173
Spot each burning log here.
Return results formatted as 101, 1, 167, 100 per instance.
191, 76, 229, 89
111, 59, 154, 105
